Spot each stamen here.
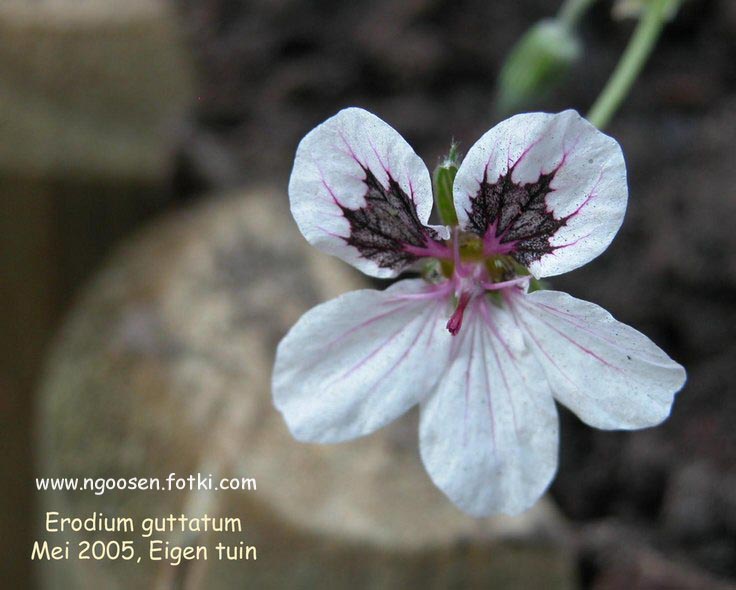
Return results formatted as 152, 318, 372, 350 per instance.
481, 275, 531, 291
392, 281, 454, 301
452, 227, 470, 278
446, 292, 472, 336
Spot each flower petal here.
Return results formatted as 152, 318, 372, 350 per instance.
453, 110, 627, 278
419, 298, 559, 517
273, 279, 453, 443
510, 290, 686, 430
289, 107, 444, 278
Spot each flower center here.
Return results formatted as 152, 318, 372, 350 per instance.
433, 230, 532, 336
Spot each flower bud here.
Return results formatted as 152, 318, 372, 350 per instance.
496, 19, 582, 116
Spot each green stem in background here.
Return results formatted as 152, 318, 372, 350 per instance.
558, 0, 598, 30
587, 0, 677, 129
433, 143, 460, 226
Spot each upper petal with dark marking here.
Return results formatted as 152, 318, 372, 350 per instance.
453, 110, 628, 278
288, 107, 444, 278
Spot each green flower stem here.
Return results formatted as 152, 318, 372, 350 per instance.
558, 0, 598, 29
587, 0, 677, 130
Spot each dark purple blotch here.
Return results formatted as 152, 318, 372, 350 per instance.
467, 163, 568, 266
340, 167, 438, 270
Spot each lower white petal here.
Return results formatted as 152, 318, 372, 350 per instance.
419, 299, 559, 517
273, 279, 453, 443
511, 290, 686, 430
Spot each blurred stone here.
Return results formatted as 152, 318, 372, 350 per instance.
37, 190, 576, 589
0, 0, 192, 179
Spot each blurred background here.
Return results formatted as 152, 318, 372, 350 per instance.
1, 0, 735, 588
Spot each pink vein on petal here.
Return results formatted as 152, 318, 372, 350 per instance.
479, 299, 517, 360
486, 301, 537, 408
479, 300, 521, 441
330, 308, 426, 385
481, 142, 499, 181
479, 303, 512, 394
529, 312, 624, 373
337, 130, 363, 169
366, 136, 392, 179
566, 167, 605, 220
527, 300, 677, 368
550, 230, 593, 253
477, 314, 498, 453
315, 225, 346, 239
504, 134, 515, 171
462, 317, 477, 448
488, 322, 522, 445
312, 156, 345, 205
524, 300, 631, 350
509, 134, 544, 175
507, 297, 579, 390
562, 126, 584, 160
426, 300, 445, 347
361, 304, 438, 396
323, 299, 415, 350
408, 177, 417, 206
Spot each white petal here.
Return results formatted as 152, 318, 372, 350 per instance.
289, 107, 440, 278
453, 110, 627, 278
419, 299, 559, 517
511, 290, 686, 430
273, 279, 453, 443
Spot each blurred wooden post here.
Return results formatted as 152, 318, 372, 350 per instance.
0, 1, 193, 587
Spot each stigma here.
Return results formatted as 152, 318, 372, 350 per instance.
446, 292, 472, 335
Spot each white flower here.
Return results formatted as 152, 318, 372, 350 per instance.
272, 107, 686, 517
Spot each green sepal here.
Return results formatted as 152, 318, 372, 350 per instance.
433, 143, 460, 227
528, 277, 548, 292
